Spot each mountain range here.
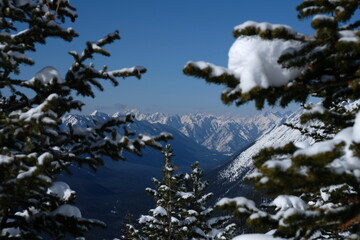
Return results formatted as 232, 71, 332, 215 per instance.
122, 109, 291, 154
59, 109, 294, 239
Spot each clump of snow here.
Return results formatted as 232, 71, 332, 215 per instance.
1, 228, 21, 238
271, 195, 308, 211
152, 206, 167, 217
52, 204, 82, 218
263, 159, 292, 171
313, 14, 334, 21
107, 66, 146, 77
17, 94, 58, 123
216, 197, 258, 213
301, 6, 320, 14
37, 152, 52, 165
294, 141, 311, 149
353, 111, 360, 142
232, 234, 284, 240
27, 67, 65, 86
234, 21, 296, 36
304, 102, 326, 114
188, 61, 233, 78
17, 166, 37, 179
178, 191, 193, 199
294, 138, 341, 157
139, 215, 155, 224
47, 182, 74, 201
338, 30, 360, 42
228, 36, 303, 93
293, 121, 360, 181
0, 155, 14, 164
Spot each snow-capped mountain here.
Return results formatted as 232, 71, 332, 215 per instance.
63, 110, 225, 168
121, 110, 290, 154
207, 109, 315, 200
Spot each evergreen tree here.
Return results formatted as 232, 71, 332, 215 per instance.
132, 144, 187, 240
0, 0, 171, 239
180, 161, 236, 240
125, 145, 235, 240
184, 0, 360, 239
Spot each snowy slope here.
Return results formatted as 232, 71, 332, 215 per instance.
120, 110, 290, 154
207, 109, 314, 200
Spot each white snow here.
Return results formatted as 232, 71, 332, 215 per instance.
232, 234, 284, 240
27, 67, 65, 86
47, 182, 74, 201
139, 215, 155, 224
52, 204, 82, 218
313, 14, 334, 21
353, 111, 360, 142
178, 191, 193, 199
153, 206, 167, 216
293, 119, 360, 181
107, 66, 146, 77
0, 155, 13, 164
1, 228, 20, 237
228, 36, 303, 93
304, 102, 326, 114
216, 197, 258, 213
17, 94, 58, 123
338, 30, 360, 42
17, 166, 36, 179
263, 159, 292, 171
37, 152, 52, 165
294, 138, 341, 157
271, 195, 308, 211
189, 61, 233, 78
234, 21, 296, 35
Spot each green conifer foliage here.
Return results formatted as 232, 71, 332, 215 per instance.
184, 0, 360, 239
0, 0, 171, 239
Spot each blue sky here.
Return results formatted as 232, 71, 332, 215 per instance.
24, 0, 312, 116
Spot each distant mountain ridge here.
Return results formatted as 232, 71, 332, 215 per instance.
122, 109, 291, 154
63, 111, 225, 168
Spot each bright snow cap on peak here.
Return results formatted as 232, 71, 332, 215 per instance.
228, 36, 302, 93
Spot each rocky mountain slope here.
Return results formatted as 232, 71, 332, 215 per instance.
207, 109, 315, 201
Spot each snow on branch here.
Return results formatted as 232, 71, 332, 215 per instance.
184, 36, 303, 105
66, 31, 147, 98
233, 21, 302, 40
